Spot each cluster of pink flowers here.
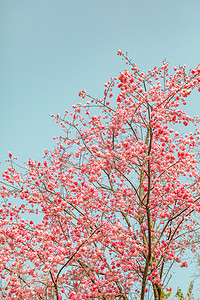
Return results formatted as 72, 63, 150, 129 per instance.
0, 51, 200, 299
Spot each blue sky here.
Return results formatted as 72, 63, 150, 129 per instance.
1, 0, 200, 297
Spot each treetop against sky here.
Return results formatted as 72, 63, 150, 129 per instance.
1, 51, 200, 299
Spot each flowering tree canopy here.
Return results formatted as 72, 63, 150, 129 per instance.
1, 51, 200, 300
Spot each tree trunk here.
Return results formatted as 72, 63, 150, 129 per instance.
153, 283, 165, 300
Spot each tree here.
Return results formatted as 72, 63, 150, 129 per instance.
1, 50, 200, 300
